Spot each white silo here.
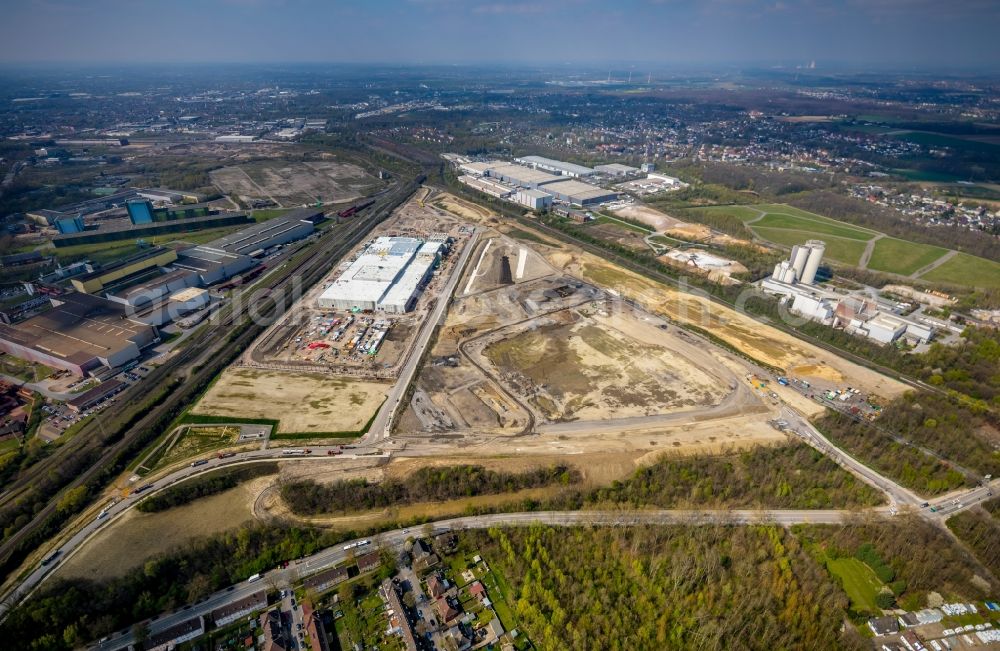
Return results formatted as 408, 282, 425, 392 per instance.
800, 240, 825, 285
772, 262, 784, 281
782, 263, 798, 284
790, 244, 810, 280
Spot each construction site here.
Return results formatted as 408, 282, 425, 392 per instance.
396, 222, 763, 440
243, 192, 473, 378
210, 159, 380, 208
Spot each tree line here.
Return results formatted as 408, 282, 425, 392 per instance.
588, 443, 883, 510
136, 463, 278, 513
281, 464, 580, 516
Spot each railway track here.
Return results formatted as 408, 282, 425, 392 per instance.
0, 176, 423, 595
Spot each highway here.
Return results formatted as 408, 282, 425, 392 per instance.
364, 226, 480, 443
93, 507, 883, 651
0, 175, 425, 614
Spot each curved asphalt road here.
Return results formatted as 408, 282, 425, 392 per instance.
93, 507, 882, 651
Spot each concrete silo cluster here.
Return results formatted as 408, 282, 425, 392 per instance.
771, 240, 825, 286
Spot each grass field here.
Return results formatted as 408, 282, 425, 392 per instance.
687, 205, 764, 221
711, 202, 1000, 284
751, 213, 875, 241
922, 253, 1000, 289
592, 214, 653, 234
752, 227, 868, 265
152, 425, 240, 472
825, 557, 883, 613
867, 238, 948, 276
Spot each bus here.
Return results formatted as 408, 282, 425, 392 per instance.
343, 539, 371, 551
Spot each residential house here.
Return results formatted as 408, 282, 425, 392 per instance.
303, 566, 350, 593
212, 590, 268, 627
868, 616, 900, 637
146, 615, 205, 651
442, 625, 471, 651
302, 602, 329, 651
260, 609, 287, 651
356, 551, 381, 574
434, 596, 461, 626
468, 581, 487, 603
900, 630, 925, 651
426, 574, 448, 599
412, 538, 439, 572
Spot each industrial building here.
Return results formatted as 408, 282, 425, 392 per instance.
169, 287, 210, 313
484, 163, 562, 189
66, 379, 125, 413
71, 247, 178, 294
207, 213, 315, 257
174, 246, 256, 285
768, 240, 826, 287
0, 293, 158, 376
458, 175, 514, 199
126, 199, 216, 225
103, 268, 196, 309
55, 216, 86, 234
759, 241, 935, 346
318, 236, 445, 313
52, 213, 251, 248
134, 187, 205, 204
594, 163, 639, 176
515, 188, 554, 210
540, 179, 619, 206
514, 155, 595, 177
458, 161, 502, 176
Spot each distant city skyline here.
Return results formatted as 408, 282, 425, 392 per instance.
0, 0, 997, 69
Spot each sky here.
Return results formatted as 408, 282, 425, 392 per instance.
0, 0, 997, 69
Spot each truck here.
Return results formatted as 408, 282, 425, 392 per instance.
777, 377, 789, 386
248, 573, 262, 583
133, 483, 154, 495
218, 451, 236, 459
191, 459, 209, 467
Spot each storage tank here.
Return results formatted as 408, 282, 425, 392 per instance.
772, 262, 784, 281
781, 264, 798, 284
800, 240, 825, 285
790, 245, 810, 280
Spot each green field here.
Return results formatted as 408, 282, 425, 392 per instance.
752, 227, 868, 265
591, 214, 653, 234
867, 238, 948, 276
825, 557, 883, 613
712, 203, 999, 285
687, 205, 764, 221
922, 253, 1000, 289
750, 213, 875, 241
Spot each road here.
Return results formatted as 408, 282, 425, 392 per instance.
364, 226, 479, 443
778, 407, 924, 508
0, 176, 425, 614
92, 507, 880, 651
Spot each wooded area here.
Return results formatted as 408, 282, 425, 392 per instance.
947, 498, 1000, 585
136, 463, 278, 513
470, 525, 866, 651
588, 443, 883, 510
281, 464, 580, 515
815, 410, 969, 495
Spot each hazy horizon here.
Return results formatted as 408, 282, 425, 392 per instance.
0, 0, 997, 70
